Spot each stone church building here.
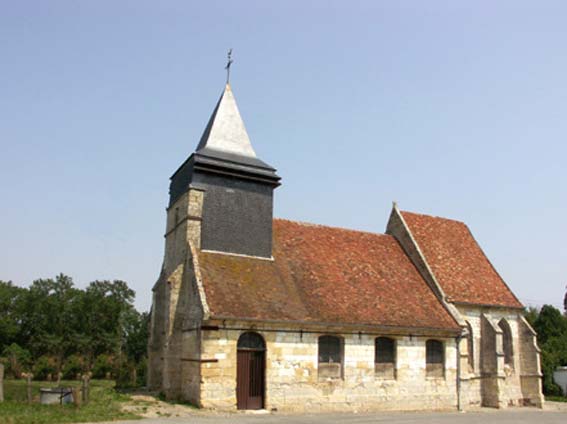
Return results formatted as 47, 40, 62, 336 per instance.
148, 83, 543, 412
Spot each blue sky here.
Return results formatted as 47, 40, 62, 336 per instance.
1, 1, 566, 313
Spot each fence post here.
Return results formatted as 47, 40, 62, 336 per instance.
81, 374, 90, 404
26, 373, 33, 404
0, 363, 4, 402
72, 386, 82, 407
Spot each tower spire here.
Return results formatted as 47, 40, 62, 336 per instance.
225, 48, 233, 84
167, 73, 281, 258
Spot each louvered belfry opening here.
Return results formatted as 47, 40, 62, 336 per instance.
236, 332, 266, 410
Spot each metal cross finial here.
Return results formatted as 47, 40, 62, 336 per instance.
225, 49, 234, 84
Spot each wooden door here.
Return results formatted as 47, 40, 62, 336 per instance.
237, 349, 265, 409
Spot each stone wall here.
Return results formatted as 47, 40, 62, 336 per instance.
386, 205, 543, 410
457, 306, 541, 408
197, 323, 458, 412
518, 316, 544, 406
148, 188, 206, 401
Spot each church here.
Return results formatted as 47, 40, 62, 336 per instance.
147, 81, 543, 412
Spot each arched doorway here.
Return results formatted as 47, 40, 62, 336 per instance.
236, 332, 265, 410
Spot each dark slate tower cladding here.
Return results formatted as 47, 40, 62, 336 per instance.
169, 84, 280, 258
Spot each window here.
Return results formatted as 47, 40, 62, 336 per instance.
426, 339, 444, 377
465, 321, 474, 371
498, 319, 513, 367
318, 335, 343, 379
237, 332, 265, 350
375, 337, 396, 379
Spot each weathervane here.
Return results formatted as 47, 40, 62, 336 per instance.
225, 48, 234, 84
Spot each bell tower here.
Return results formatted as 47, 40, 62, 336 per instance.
169, 83, 280, 258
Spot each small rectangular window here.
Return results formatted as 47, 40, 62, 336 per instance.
426, 339, 444, 378
318, 335, 343, 380
375, 337, 396, 379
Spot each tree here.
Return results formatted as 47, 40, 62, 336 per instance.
532, 304, 567, 395
2, 343, 31, 378
19, 274, 83, 378
123, 310, 149, 363
0, 281, 25, 352
76, 280, 136, 366
533, 305, 567, 345
0, 273, 147, 382
524, 306, 539, 328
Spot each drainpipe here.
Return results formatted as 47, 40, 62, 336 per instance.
456, 335, 462, 411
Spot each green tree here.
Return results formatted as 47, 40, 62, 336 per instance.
19, 274, 82, 377
524, 306, 539, 329
0, 281, 26, 352
123, 310, 149, 363
533, 304, 567, 395
2, 343, 32, 378
533, 305, 567, 345
1, 273, 147, 381
77, 280, 136, 366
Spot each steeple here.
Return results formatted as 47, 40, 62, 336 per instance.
168, 83, 280, 258
195, 83, 258, 160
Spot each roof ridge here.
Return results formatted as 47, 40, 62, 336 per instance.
400, 210, 468, 226
273, 217, 391, 238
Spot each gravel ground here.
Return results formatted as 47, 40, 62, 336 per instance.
90, 400, 567, 424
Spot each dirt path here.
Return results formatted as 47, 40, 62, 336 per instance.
120, 394, 205, 419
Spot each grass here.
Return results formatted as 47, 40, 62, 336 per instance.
0, 379, 140, 424
546, 395, 567, 402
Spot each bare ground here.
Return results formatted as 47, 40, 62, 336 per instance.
118, 394, 567, 421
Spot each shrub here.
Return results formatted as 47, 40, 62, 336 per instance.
92, 354, 114, 379
2, 343, 32, 378
63, 354, 86, 380
114, 359, 136, 389
136, 357, 147, 387
33, 355, 57, 380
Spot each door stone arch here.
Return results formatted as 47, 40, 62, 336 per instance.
236, 332, 266, 410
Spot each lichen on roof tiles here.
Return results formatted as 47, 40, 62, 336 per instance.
198, 219, 460, 330
401, 211, 522, 308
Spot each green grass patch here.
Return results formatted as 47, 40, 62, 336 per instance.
546, 395, 567, 402
0, 379, 140, 424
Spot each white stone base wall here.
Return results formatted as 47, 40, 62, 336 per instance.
198, 324, 458, 412
456, 306, 542, 408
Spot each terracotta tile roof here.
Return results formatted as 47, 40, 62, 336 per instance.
400, 211, 523, 308
198, 219, 459, 331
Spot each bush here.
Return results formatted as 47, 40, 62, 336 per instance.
2, 343, 32, 378
114, 359, 137, 389
92, 354, 114, 379
63, 354, 86, 380
33, 355, 57, 380
136, 356, 147, 387
544, 379, 564, 397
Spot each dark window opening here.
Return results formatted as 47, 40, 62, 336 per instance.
426, 339, 444, 378
498, 319, 513, 367
465, 321, 474, 371
375, 337, 396, 379
238, 332, 265, 351
318, 335, 343, 379
318, 335, 341, 363
375, 337, 396, 364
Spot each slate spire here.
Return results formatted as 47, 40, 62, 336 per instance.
168, 82, 280, 258
195, 83, 257, 159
